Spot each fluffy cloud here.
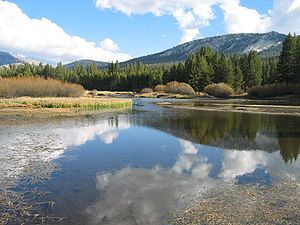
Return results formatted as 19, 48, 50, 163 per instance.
220, 0, 270, 33
100, 38, 120, 52
96, 0, 219, 43
96, 0, 300, 44
221, 0, 300, 34
269, 0, 300, 34
0, 1, 131, 63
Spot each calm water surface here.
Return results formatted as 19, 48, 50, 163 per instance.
1, 99, 299, 224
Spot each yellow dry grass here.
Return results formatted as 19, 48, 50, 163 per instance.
0, 97, 132, 110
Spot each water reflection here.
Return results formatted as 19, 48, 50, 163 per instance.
53, 115, 131, 147
2, 102, 300, 225
86, 139, 220, 225
134, 110, 300, 163
85, 137, 300, 225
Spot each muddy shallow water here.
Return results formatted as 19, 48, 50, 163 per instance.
0, 99, 299, 224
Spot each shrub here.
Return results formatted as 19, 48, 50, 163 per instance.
0, 77, 85, 98
140, 88, 153, 94
165, 81, 196, 95
249, 83, 296, 98
204, 83, 234, 98
154, 84, 167, 92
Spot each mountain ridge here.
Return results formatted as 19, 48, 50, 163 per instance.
0, 51, 23, 66
0, 31, 287, 68
123, 31, 286, 65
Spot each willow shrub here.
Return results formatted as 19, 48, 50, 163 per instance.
153, 84, 167, 92
249, 83, 300, 98
140, 88, 153, 94
204, 83, 234, 98
0, 77, 85, 98
165, 81, 196, 95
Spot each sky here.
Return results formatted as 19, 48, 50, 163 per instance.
0, 0, 299, 64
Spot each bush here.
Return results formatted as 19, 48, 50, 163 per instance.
249, 83, 298, 98
0, 77, 85, 98
204, 83, 234, 98
165, 81, 196, 95
154, 84, 167, 92
140, 88, 153, 94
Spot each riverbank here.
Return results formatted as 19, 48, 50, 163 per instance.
91, 90, 198, 99
158, 98, 300, 116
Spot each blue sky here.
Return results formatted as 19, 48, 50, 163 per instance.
0, 0, 298, 63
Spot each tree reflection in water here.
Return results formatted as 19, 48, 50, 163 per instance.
134, 110, 300, 163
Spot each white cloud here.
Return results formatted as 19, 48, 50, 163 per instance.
100, 38, 120, 52
96, 0, 300, 45
220, 0, 271, 33
221, 0, 300, 34
0, 1, 131, 63
95, 0, 219, 44
268, 0, 300, 34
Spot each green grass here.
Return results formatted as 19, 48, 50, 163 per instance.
0, 97, 132, 110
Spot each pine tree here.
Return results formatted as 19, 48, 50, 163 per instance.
189, 56, 213, 91
277, 33, 297, 83
295, 36, 300, 82
248, 51, 262, 87
223, 57, 234, 87
234, 65, 244, 92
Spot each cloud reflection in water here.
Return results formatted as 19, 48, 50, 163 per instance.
54, 115, 130, 147
86, 134, 300, 225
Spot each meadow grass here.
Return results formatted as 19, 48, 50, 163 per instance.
0, 97, 132, 110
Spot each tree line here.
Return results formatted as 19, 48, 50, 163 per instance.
0, 34, 299, 92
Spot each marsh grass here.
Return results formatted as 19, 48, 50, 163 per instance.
0, 97, 132, 110
0, 77, 85, 98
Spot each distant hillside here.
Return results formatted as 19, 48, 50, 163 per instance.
0, 51, 22, 66
123, 31, 286, 65
65, 60, 109, 69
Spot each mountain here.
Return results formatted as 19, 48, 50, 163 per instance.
123, 31, 286, 65
65, 60, 109, 69
0, 51, 22, 66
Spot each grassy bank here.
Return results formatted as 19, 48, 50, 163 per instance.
0, 97, 132, 111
